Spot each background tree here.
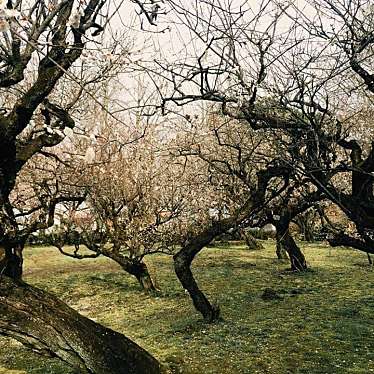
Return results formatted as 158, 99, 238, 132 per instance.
44, 125, 184, 291
0, 0, 164, 371
148, 0, 374, 259
293, 207, 320, 242
164, 111, 295, 321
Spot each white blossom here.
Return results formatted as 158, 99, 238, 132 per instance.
75, 226, 83, 234
64, 127, 74, 138
43, 124, 54, 135
0, 18, 9, 32
69, 12, 81, 28
103, 53, 116, 62
84, 147, 95, 163
3, 9, 19, 18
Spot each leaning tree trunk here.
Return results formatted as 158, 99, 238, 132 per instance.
277, 228, 307, 271
174, 250, 219, 323
240, 229, 264, 250
128, 261, 157, 291
102, 249, 157, 292
367, 252, 373, 265
275, 239, 289, 260
0, 276, 162, 374
173, 218, 241, 323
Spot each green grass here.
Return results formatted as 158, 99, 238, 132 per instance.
0, 241, 373, 373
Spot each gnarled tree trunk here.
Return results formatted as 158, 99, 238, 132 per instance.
0, 276, 162, 374
272, 207, 309, 271
128, 261, 157, 292
275, 239, 289, 260
276, 228, 307, 271
102, 249, 157, 292
174, 250, 219, 323
240, 229, 264, 250
171, 219, 237, 323
0, 243, 23, 281
0, 140, 24, 281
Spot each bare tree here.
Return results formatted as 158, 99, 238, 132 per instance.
165, 111, 295, 321
0, 0, 164, 371
146, 0, 374, 259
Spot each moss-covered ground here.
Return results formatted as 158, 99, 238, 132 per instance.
0, 241, 373, 373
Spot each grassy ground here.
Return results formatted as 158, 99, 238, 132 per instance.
0, 241, 373, 374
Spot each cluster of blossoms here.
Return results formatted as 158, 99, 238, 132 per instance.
0, 0, 19, 32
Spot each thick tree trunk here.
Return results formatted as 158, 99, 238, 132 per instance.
174, 218, 242, 322
130, 261, 157, 292
0, 276, 162, 374
0, 168, 23, 281
0, 244, 23, 281
277, 229, 307, 271
102, 250, 157, 291
174, 250, 219, 323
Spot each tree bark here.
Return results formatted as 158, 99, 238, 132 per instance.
275, 239, 289, 260
277, 228, 307, 271
129, 261, 157, 292
172, 218, 248, 322
102, 250, 157, 291
0, 276, 162, 374
240, 229, 264, 250
174, 250, 219, 323
0, 160, 23, 281
328, 231, 374, 254
0, 244, 23, 281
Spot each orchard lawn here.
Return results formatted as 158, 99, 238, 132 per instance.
0, 241, 373, 374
